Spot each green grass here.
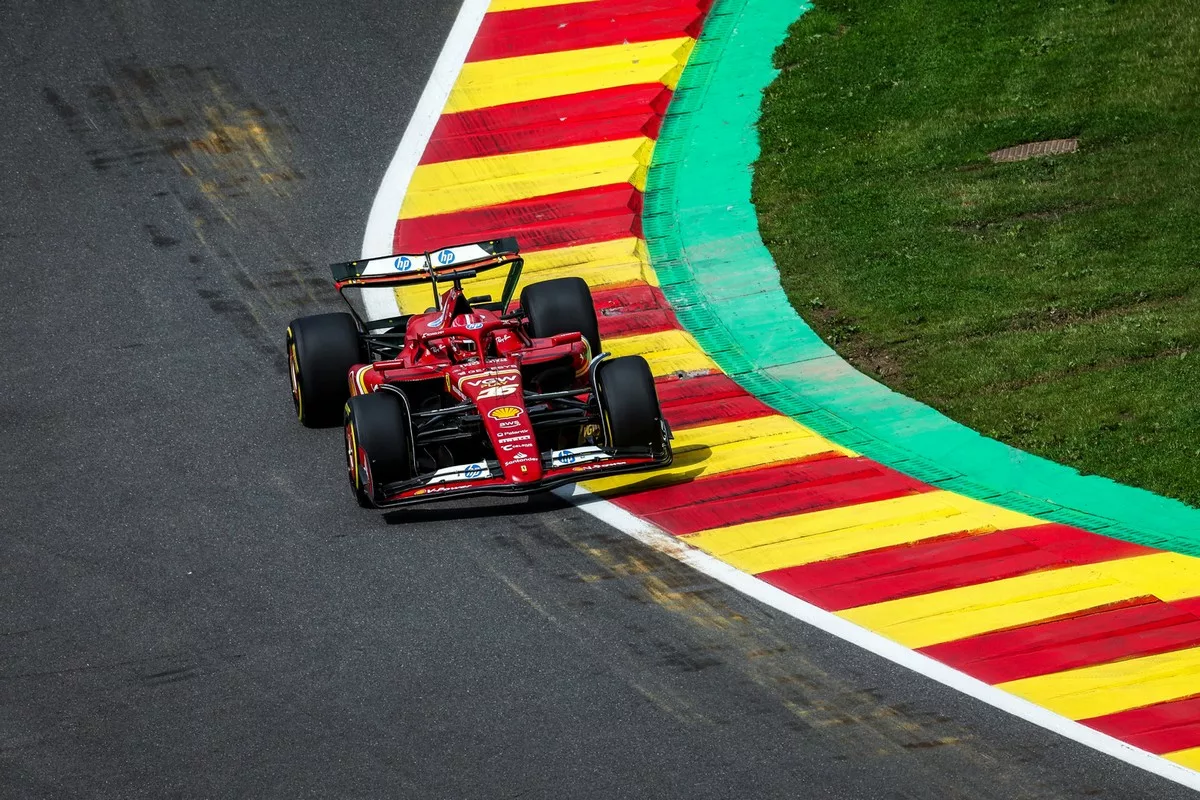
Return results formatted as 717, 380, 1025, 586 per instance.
753, 0, 1200, 507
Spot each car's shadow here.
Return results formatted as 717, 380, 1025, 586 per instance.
568, 464, 709, 502
383, 492, 566, 525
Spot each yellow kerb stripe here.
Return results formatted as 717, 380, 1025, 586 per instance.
489, 0, 599, 10
522, 237, 646, 277
524, 238, 659, 287
682, 491, 1041, 575
1164, 746, 1200, 772
604, 329, 718, 377
400, 138, 653, 220
998, 645, 1200, 720
446, 38, 695, 114
839, 551, 1200, 649
582, 416, 853, 494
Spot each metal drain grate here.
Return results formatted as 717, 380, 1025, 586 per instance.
989, 138, 1078, 162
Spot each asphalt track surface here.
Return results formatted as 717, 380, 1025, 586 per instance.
0, 2, 1193, 798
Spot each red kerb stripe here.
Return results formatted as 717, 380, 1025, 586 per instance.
469, 3, 705, 62
919, 593, 1200, 686
394, 184, 642, 253
655, 372, 781, 427
422, 85, 672, 164
593, 284, 680, 338
654, 372, 747, 405
663, 395, 775, 430
1082, 693, 1200, 755
613, 456, 923, 536
430, 85, 670, 139
760, 524, 1151, 613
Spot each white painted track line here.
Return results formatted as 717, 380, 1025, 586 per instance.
361, 0, 491, 262
360, 0, 491, 320
556, 483, 1200, 792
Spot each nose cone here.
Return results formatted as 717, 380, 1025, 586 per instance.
486, 405, 543, 484
501, 452, 544, 484
451, 364, 544, 484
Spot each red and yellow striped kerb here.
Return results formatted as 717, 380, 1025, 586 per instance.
388, 0, 1200, 770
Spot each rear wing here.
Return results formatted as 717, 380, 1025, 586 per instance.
331, 237, 520, 289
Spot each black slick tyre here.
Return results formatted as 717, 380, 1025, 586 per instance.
344, 392, 414, 508
287, 313, 362, 428
521, 277, 601, 357
595, 356, 663, 451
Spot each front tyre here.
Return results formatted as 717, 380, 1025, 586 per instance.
521, 277, 601, 357
344, 392, 414, 508
287, 313, 362, 428
595, 356, 665, 451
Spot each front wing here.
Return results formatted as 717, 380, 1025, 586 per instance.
370, 445, 672, 508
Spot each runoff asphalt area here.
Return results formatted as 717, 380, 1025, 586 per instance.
0, 2, 1193, 797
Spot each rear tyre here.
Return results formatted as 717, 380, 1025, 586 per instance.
287, 313, 362, 428
595, 356, 664, 451
521, 277, 601, 357
344, 392, 414, 508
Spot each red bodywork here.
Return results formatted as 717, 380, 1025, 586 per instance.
328, 241, 672, 508
345, 283, 664, 507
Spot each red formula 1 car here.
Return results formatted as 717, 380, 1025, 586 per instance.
285, 238, 673, 508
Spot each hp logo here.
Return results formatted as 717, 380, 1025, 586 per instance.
394, 256, 413, 271
437, 249, 456, 265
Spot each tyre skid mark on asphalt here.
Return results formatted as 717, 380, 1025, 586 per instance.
479, 516, 1079, 798
43, 63, 327, 363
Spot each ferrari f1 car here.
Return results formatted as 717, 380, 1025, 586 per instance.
285, 238, 673, 508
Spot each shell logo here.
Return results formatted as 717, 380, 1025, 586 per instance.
488, 406, 523, 421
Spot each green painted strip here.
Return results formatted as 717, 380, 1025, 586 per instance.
645, 0, 1200, 554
